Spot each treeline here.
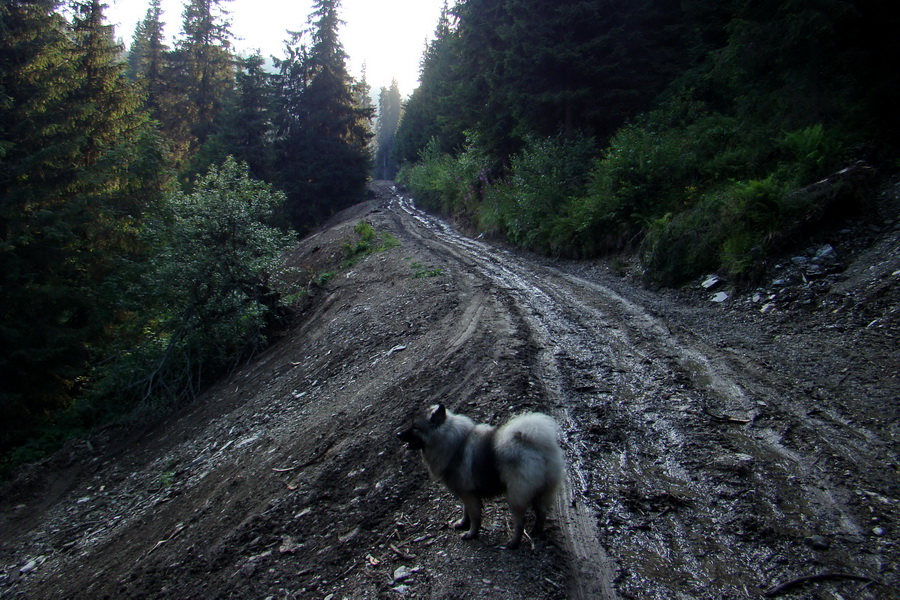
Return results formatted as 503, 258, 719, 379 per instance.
1, 0, 373, 468
396, 0, 898, 284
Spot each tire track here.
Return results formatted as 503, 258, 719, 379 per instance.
385, 189, 896, 599
388, 192, 618, 599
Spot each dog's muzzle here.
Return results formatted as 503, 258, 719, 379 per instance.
397, 429, 424, 450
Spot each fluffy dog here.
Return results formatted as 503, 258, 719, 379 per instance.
397, 404, 565, 548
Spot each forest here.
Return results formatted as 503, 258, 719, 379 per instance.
0, 0, 375, 469
1, 0, 897, 471
395, 0, 898, 282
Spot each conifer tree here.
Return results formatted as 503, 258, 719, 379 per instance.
273, 0, 373, 230
195, 52, 276, 181
1, 0, 77, 448
374, 78, 402, 179
0, 0, 163, 452
167, 0, 235, 166
393, 1, 461, 165
354, 62, 376, 154
127, 0, 168, 117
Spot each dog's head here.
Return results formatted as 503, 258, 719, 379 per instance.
397, 403, 447, 450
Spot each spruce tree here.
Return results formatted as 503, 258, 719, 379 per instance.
167, 0, 235, 167
274, 0, 373, 230
195, 52, 276, 181
126, 0, 168, 117
0, 0, 163, 453
374, 79, 402, 179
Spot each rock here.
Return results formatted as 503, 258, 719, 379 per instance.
393, 565, 412, 583
19, 559, 38, 574
805, 535, 830, 550
391, 585, 411, 595
338, 527, 360, 543
815, 244, 837, 261
713, 452, 754, 475
710, 291, 729, 303
278, 536, 303, 554
791, 256, 809, 266
873, 526, 886, 536
806, 264, 828, 277
701, 275, 722, 290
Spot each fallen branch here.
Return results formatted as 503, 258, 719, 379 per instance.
147, 523, 186, 555
703, 408, 751, 424
389, 544, 414, 560
764, 572, 876, 597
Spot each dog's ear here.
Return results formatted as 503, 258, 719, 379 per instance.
431, 403, 447, 426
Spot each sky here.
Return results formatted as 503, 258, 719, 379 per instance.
105, 0, 447, 97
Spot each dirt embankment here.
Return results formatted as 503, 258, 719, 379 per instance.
1, 180, 898, 599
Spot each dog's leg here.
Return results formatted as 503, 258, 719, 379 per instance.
458, 495, 482, 540
531, 497, 547, 536
531, 488, 555, 536
453, 505, 471, 531
506, 502, 527, 549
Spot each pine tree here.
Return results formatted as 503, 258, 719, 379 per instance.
0, 0, 163, 453
126, 0, 168, 117
393, 1, 461, 164
354, 62, 376, 156
273, 0, 373, 230
195, 52, 276, 181
374, 78, 402, 179
168, 0, 235, 167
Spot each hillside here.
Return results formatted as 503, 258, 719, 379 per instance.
1, 181, 897, 599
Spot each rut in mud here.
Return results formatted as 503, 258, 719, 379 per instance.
1, 181, 897, 599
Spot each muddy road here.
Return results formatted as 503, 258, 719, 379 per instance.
2, 181, 898, 599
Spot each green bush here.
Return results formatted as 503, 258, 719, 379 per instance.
398, 135, 491, 218
779, 123, 843, 184
556, 120, 701, 255
487, 133, 595, 254
342, 220, 400, 267
640, 177, 795, 284
97, 157, 297, 407
639, 207, 721, 286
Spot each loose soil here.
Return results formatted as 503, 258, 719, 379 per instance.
1, 180, 898, 599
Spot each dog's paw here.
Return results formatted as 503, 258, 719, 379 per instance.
452, 518, 469, 531
461, 531, 479, 540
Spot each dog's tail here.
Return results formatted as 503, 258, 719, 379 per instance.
498, 412, 560, 450
495, 412, 565, 488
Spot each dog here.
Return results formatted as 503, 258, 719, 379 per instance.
397, 404, 565, 548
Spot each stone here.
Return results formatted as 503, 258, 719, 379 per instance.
814, 244, 837, 262
806, 535, 830, 550
701, 275, 722, 290
393, 566, 412, 583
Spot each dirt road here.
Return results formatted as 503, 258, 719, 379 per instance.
2, 181, 897, 599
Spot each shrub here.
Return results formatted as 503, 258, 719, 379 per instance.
779, 123, 843, 184
640, 177, 792, 284
398, 135, 491, 218
559, 121, 701, 255
96, 157, 297, 407
639, 206, 722, 286
342, 220, 400, 267
490, 133, 596, 254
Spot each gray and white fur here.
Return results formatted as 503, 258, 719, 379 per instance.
397, 404, 565, 548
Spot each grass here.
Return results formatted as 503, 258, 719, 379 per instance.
410, 261, 444, 278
